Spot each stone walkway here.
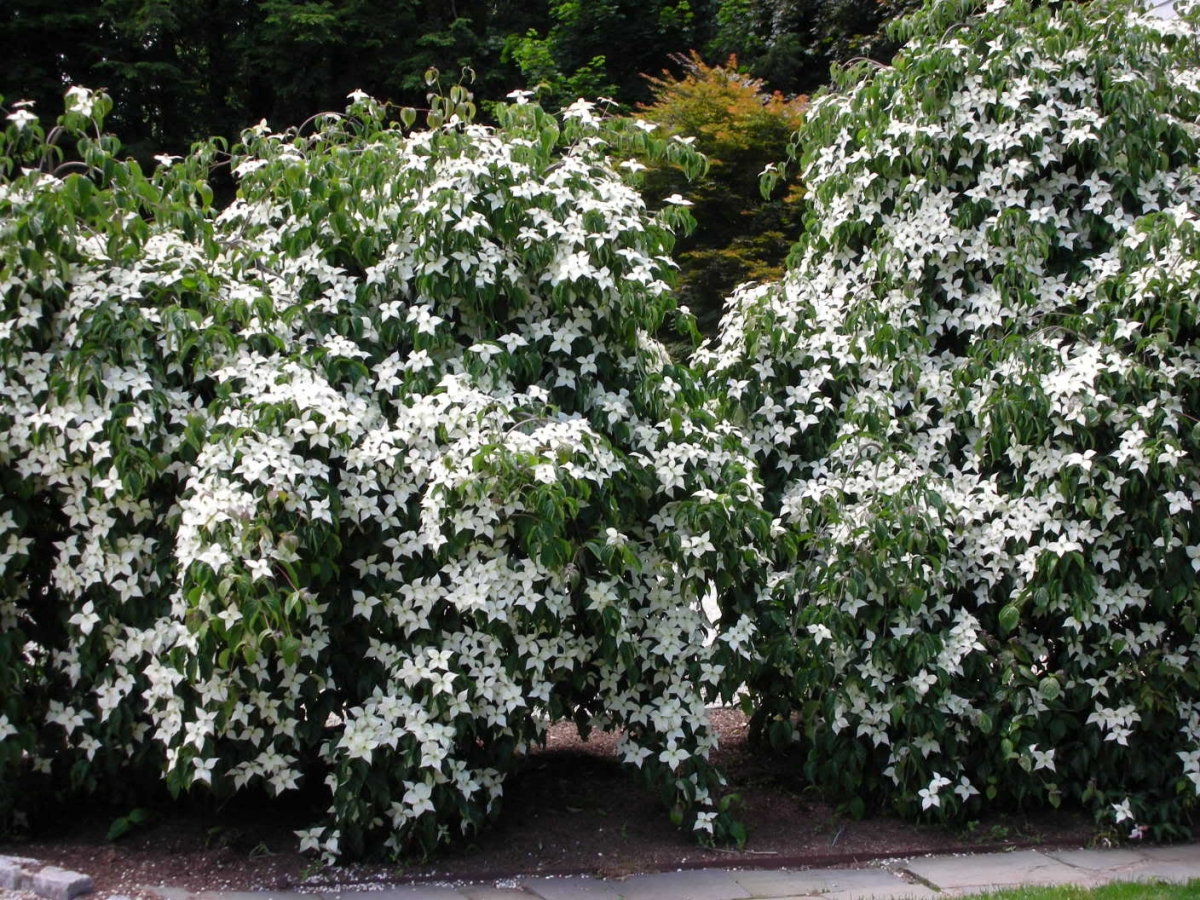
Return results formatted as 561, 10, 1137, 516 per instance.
141, 844, 1200, 900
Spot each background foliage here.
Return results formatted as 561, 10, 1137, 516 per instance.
1, 0, 903, 157
635, 52, 807, 336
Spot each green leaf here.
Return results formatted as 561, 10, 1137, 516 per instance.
1037, 676, 1061, 702
767, 718, 793, 751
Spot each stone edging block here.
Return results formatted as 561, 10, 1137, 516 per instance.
1, 856, 40, 890
0, 855, 93, 900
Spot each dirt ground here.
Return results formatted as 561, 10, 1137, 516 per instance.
0, 709, 1102, 898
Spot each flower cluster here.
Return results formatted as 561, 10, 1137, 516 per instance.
697, 0, 1200, 836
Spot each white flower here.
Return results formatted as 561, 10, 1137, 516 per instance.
1165, 491, 1192, 514
1030, 744, 1056, 772
0, 714, 17, 742
659, 745, 689, 770
919, 773, 951, 810
663, 193, 693, 207
953, 776, 979, 802
233, 158, 268, 178
403, 780, 435, 817
193, 757, 219, 785
64, 85, 95, 116
562, 98, 597, 122
245, 558, 273, 581
295, 827, 322, 854
807, 623, 833, 645
680, 531, 715, 558
908, 670, 938, 697
1112, 799, 1134, 823
623, 744, 653, 768
68, 601, 100, 636
6, 110, 37, 132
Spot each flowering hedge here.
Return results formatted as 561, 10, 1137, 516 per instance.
697, 0, 1200, 837
0, 87, 771, 854
6, 0, 1200, 856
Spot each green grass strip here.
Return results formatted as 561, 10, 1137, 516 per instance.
965, 880, 1200, 900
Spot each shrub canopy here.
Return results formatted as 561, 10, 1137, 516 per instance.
697, 0, 1200, 837
5, 0, 1200, 855
0, 88, 769, 854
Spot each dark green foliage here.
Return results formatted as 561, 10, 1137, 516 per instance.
708, 0, 923, 96
1, 0, 923, 160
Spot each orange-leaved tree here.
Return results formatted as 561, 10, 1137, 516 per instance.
636, 52, 806, 337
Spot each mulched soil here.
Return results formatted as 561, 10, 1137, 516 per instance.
0, 709, 1101, 898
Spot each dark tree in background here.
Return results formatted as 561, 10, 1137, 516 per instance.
503, 0, 718, 108
707, 0, 922, 96
1, 0, 549, 156
2, 0, 108, 131
2, 0, 913, 156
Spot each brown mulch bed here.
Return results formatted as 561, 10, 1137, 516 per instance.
0, 709, 1101, 898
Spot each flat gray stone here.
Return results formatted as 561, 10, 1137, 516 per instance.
1139, 844, 1200, 865
320, 887, 468, 900
144, 888, 194, 900
1042, 848, 1148, 871
734, 868, 933, 900
29, 865, 93, 900
457, 886, 532, 900
0, 856, 38, 890
902, 851, 1100, 891
613, 869, 751, 900
520, 876, 619, 900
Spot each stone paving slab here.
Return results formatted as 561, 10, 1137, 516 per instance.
732, 868, 934, 900
1041, 848, 1149, 871
319, 887, 473, 900
0, 858, 92, 900
1139, 844, 1200, 865
151, 890, 319, 900
900, 850, 1103, 892
152, 888, 512, 900
516, 876, 617, 900
1045, 845, 1200, 886
457, 886, 533, 900
138, 845, 1200, 900
610, 869, 752, 900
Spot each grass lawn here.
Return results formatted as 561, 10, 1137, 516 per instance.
969, 881, 1200, 900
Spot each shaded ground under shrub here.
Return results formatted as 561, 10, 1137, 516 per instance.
0, 709, 1101, 897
